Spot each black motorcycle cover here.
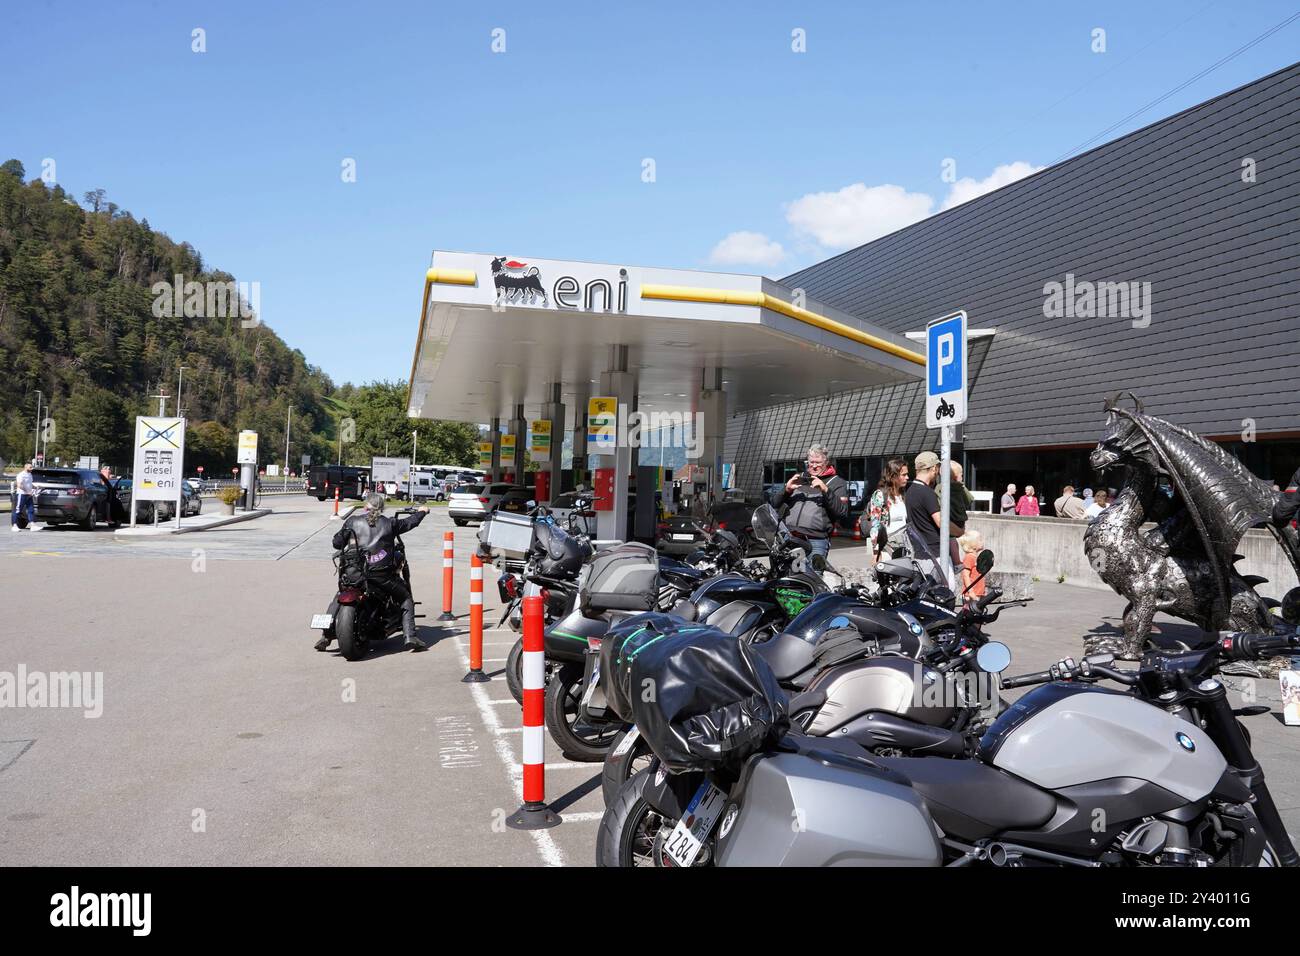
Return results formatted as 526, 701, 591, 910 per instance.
614, 613, 789, 773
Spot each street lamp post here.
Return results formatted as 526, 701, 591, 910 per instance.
283, 406, 292, 492
177, 365, 188, 417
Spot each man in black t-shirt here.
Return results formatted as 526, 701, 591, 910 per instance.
903, 451, 965, 561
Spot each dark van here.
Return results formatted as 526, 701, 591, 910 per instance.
308, 465, 368, 501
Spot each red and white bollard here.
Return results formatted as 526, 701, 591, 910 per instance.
507, 594, 559, 829
332, 485, 340, 517
439, 530, 455, 621
462, 553, 489, 683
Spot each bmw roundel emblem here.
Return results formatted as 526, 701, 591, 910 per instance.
910, 622, 924, 635
1176, 732, 1196, 752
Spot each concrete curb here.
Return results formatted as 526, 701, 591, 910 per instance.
114, 508, 274, 537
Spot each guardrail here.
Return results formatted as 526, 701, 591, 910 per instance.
198, 478, 309, 497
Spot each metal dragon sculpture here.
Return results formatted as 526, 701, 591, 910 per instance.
1084, 393, 1300, 659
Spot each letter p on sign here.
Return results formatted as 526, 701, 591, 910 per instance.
925, 310, 967, 428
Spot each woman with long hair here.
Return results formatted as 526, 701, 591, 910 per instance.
866, 457, 910, 562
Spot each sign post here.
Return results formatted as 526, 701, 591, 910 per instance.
925, 310, 968, 588
237, 430, 258, 511
130, 417, 186, 530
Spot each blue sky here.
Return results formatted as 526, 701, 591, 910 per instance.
2, 0, 1296, 385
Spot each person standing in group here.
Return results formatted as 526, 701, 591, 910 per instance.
948, 461, 971, 568
10, 461, 37, 531
958, 529, 987, 599
904, 451, 963, 563
865, 457, 910, 562
1000, 484, 1017, 514
1085, 488, 1110, 519
1015, 485, 1041, 516
1054, 485, 1087, 519
772, 444, 849, 558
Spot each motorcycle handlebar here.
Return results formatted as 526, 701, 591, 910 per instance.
1001, 670, 1053, 689
1219, 630, 1300, 662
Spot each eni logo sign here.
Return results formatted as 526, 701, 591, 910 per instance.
489, 257, 628, 313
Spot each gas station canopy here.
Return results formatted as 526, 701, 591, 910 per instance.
406, 251, 924, 423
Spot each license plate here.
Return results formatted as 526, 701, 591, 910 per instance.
663, 781, 726, 868
310, 613, 334, 630
611, 725, 640, 758
672, 533, 694, 541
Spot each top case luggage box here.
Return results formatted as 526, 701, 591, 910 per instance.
579, 541, 660, 615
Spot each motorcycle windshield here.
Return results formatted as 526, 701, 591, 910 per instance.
751, 504, 780, 549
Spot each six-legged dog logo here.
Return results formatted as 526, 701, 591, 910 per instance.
490, 257, 548, 306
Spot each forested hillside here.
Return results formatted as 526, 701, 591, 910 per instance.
0, 160, 476, 474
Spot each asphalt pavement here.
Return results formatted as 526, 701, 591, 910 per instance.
1, 496, 1297, 866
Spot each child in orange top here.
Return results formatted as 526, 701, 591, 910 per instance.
959, 529, 986, 599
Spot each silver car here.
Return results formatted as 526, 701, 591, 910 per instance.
448, 482, 515, 526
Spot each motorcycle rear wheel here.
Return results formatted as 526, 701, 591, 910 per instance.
544, 664, 621, 761
505, 637, 524, 705
335, 605, 363, 661
597, 769, 673, 867
601, 729, 654, 806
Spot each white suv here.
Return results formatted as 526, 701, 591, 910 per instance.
448, 482, 515, 526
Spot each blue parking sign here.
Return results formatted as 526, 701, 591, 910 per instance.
925, 311, 967, 428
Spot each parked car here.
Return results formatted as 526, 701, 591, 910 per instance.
185, 477, 206, 494
547, 491, 596, 535
493, 487, 534, 516
113, 479, 176, 524
657, 494, 761, 555
12, 468, 107, 530
180, 482, 203, 516
447, 482, 517, 526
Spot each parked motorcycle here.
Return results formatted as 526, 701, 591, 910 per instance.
598, 595, 1300, 867
599, 550, 1009, 804
546, 504, 833, 761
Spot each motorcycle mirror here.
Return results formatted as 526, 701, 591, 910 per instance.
1283, 587, 1300, 626
975, 549, 995, 575
875, 526, 889, 548
976, 642, 1012, 674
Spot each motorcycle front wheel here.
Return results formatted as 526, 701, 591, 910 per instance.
335, 605, 363, 661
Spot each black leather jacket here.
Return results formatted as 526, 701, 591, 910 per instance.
332, 510, 425, 573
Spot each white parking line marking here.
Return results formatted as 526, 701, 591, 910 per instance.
450, 635, 564, 867
560, 811, 604, 823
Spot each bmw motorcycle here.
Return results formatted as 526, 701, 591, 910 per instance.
598, 606, 1300, 867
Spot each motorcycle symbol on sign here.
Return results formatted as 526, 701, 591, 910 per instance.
935, 398, 956, 420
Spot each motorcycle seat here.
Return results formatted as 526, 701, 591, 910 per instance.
873, 756, 1057, 841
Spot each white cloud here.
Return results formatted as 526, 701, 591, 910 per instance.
707, 230, 786, 268
940, 160, 1043, 211
784, 182, 935, 250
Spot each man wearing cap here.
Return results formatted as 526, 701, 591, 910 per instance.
904, 451, 964, 561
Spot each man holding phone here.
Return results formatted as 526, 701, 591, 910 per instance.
772, 443, 849, 558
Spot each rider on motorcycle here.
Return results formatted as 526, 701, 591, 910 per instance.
315, 493, 431, 652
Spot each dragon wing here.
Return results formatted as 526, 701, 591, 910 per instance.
1130, 410, 1300, 585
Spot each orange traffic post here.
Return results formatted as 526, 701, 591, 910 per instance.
507, 595, 560, 830
439, 530, 455, 621
333, 485, 340, 517
462, 553, 489, 683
